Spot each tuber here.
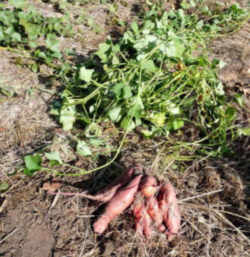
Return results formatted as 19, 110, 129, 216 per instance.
90, 168, 181, 240
160, 183, 181, 240
158, 183, 169, 214
78, 168, 135, 203
146, 196, 163, 227
142, 209, 152, 239
93, 174, 142, 234
133, 199, 145, 236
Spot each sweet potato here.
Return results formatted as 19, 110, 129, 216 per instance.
133, 198, 153, 238
140, 176, 158, 198
142, 210, 152, 239
160, 183, 181, 240
133, 200, 145, 236
146, 196, 163, 226
93, 174, 142, 234
158, 184, 169, 214
78, 168, 135, 202
165, 201, 181, 240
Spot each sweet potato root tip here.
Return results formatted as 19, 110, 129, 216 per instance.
93, 175, 142, 234
93, 215, 110, 234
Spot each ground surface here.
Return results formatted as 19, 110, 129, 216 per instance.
0, 1, 250, 257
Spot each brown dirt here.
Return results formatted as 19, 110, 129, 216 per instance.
0, 1, 250, 256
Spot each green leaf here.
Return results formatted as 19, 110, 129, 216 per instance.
149, 112, 166, 127
172, 119, 184, 130
166, 39, 185, 58
108, 106, 121, 122
96, 42, 110, 62
45, 151, 62, 165
24, 155, 41, 175
234, 94, 244, 107
238, 127, 250, 136
112, 55, 120, 65
141, 60, 157, 73
23, 168, 34, 176
0, 182, 9, 192
85, 123, 102, 137
77, 141, 92, 156
11, 32, 21, 42
215, 82, 225, 96
112, 83, 123, 98
60, 105, 76, 131
140, 129, 153, 137
225, 107, 236, 121
120, 116, 135, 131
167, 118, 184, 131
46, 34, 60, 52
180, 0, 190, 9
131, 21, 139, 35
79, 67, 94, 82
112, 83, 132, 99
123, 86, 132, 99
128, 97, 144, 118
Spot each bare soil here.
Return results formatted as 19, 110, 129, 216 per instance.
0, 1, 249, 257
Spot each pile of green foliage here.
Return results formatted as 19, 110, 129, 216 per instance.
58, 2, 247, 156
1, 1, 248, 175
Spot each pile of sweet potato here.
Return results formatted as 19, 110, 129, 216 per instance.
87, 167, 181, 240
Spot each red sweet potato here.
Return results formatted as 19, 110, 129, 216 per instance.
158, 184, 169, 214
133, 200, 145, 236
165, 201, 181, 240
142, 210, 152, 239
93, 174, 142, 234
78, 168, 135, 203
159, 183, 181, 240
146, 196, 163, 226
133, 196, 153, 238
140, 176, 158, 198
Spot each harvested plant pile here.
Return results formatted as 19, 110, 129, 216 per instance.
57, 3, 248, 158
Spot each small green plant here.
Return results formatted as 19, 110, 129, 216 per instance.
0, 7, 72, 47
0, 2, 73, 71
